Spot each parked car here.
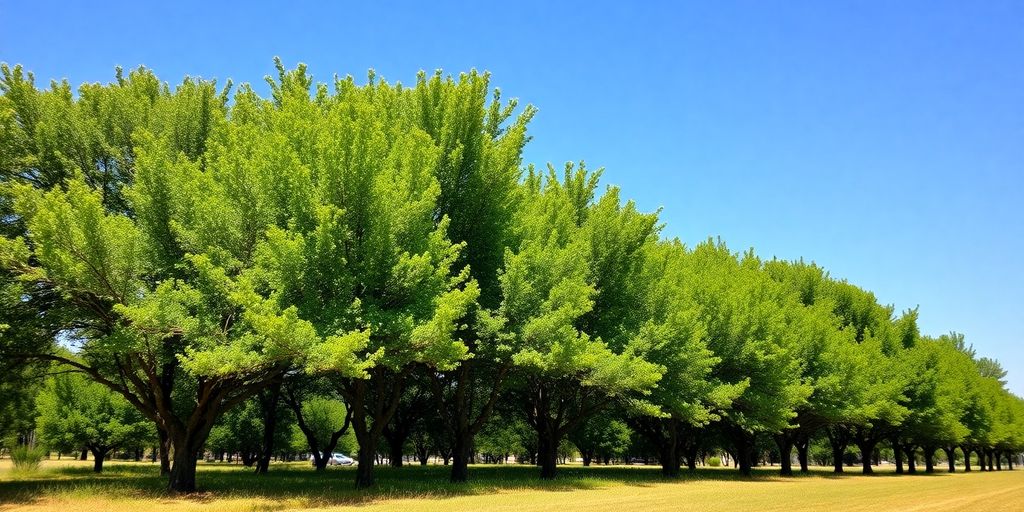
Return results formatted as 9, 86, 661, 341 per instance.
310, 452, 354, 466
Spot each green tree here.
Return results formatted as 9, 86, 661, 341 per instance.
501, 165, 662, 479
569, 415, 632, 466
36, 371, 153, 472
685, 241, 811, 476
627, 240, 742, 476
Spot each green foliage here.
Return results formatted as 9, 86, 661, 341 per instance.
292, 396, 356, 455
707, 456, 721, 467
35, 370, 153, 460
2, 59, 1023, 488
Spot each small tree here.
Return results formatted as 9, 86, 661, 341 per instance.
36, 371, 153, 472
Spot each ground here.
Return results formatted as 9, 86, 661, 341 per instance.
1, 459, 1022, 512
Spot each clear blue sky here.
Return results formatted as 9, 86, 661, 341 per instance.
2, 0, 1021, 395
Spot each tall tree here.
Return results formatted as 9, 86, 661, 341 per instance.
502, 165, 662, 479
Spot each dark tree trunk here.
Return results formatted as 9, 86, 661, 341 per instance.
450, 434, 472, 482
944, 447, 956, 472
158, 428, 171, 476
255, 382, 281, 475
855, 439, 876, 475
923, 446, 935, 473
775, 434, 793, 476
731, 429, 754, 477
987, 449, 994, 471
659, 420, 681, 478
90, 447, 108, 473
388, 435, 405, 468
892, 437, 903, 474
961, 446, 972, 471
995, 450, 1002, 471
168, 444, 199, 493
827, 430, 848, 474
685, 443, 698, 472
660, 442, 680, 477
80, 449, 88, 461
904, 445, 917, 474
537, 428, 559, 480
582, 450, 593, 467
355, 442, 376, 488
796, 435, 810, 473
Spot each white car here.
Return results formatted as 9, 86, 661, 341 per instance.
310, 452, 354, 466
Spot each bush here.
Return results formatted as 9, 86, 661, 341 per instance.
708, 456, 721, 467
10, 445, 45, 472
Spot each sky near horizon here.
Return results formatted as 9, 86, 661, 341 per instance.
1, 0, 1021, 395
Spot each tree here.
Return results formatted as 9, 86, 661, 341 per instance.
569, 415, 631, 467
501, 165, 662, 479
628, 240, 741, 476
684, 241, 811, 476
284, 394, 356, 470
36, 370, 153, 472
1, 62, 373, 492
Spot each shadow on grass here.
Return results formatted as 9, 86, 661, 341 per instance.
0, 462, 962, 507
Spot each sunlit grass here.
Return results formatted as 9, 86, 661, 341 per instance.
1, 458, 1021, 511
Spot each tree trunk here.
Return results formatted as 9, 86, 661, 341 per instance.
995, 450, 1002, 471
660, 442, 680, 477
168, 443, 199, 493
892, 437, 903, 474
775, 434, 793, 476
685, 443, 698, 472
158, 428, 171, 476
582, 450, 593, 467
961, 446, 971, 471
255, 383, 281, 475
355, 442, 376, 488
450, 433, 472, 483
388, 435, 405, 468
904, 446, 917, 474
90, 447, 108, 473
80, 449, 88, 461
827, 431, 847, 474
944, 447, 956, 472
796, 436, 809, 473
855, 439, 876, 475
537, 430, 558, 480
923, 446, 935, 473
987, 449, 994, 471
660, 420, 681, 478
731, 429, 754, 477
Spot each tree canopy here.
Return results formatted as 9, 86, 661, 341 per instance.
1, 60, 1022, 491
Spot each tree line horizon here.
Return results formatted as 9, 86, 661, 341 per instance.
0, 59, 1021, 493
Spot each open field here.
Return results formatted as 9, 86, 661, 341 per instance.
1, 460, 1021, 512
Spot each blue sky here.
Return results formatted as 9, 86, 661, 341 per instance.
2, 0, 1021, 395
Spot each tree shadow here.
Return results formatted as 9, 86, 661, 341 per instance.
0, 462, 969, 508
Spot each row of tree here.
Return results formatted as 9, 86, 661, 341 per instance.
1, 60, 1022, 492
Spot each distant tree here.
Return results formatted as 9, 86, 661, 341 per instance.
36, 371, 153, 472
570, 415, 631, 467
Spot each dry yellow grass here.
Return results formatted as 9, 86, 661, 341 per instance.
1, 459, 1022, 512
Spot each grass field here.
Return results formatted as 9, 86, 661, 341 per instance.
1, 459, 1022, 512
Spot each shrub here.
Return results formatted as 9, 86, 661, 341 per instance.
10, 445, 46, 472
708, 456, 721, 467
